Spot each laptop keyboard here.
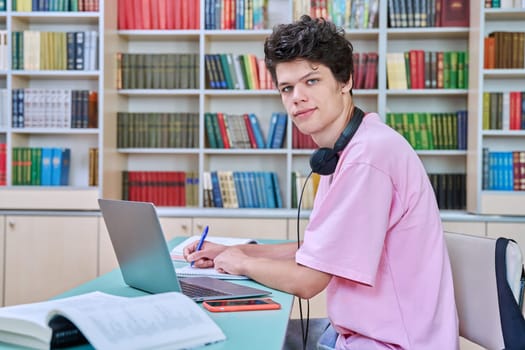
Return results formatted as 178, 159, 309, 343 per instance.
180, 280, 230, 298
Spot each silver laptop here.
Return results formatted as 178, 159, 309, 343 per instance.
98, 198, 271, 302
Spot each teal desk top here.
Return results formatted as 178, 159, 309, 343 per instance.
0, 237, 294, 350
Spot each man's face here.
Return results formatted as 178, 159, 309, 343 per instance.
275, 59, 351, 146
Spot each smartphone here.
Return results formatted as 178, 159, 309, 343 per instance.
203, 298, 281, 312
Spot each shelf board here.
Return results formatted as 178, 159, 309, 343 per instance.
0, 187, 99, 210
484, 8, 525, 20
344, 28, 380, 40
205, 149, 287, 155
387, 89, 468, 96
11, 11, 99, 24
118, 148, 200, 154
118, 89, 200, 96
11, 128, 99, 135
292, 149, 315, 156
416, 150, 467, 156
204, 29, 272, 41
118, 30, 200, 40
205, 89, 278, 96
482, 130, 525, 137
387, 27, 469, 39
12, 70, 100, 79
484, 69, 525, 79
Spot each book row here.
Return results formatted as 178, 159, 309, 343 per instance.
353, 52, 378, 90
292, 123, 316, 149
0, 31, 7, 71
12, 0, 99, 11
12, 31, 99, 71
484, 32, 525, 70
386, 50, 469, 90
482, 149, 525, 191
386, 111, 468, 150
204, 53, 273, 90
292, 0, 378, 29
121, 171, 199, 207
485, 0, 525, 8
387, 0, 469, 28
0, 89, 9, 127
428, 173, 466, 210
117, 0, 199, 30
205, 112, 286, 149
117, 53, 199, 90
482, 91, 525, 130
0, 143, 5, 186
291, 171, 320, 209
204, 0, 269, 30
11, 89, 98, 129
11, 147, 70, 186
203, 170, 282, 208
117, 112, 199, 149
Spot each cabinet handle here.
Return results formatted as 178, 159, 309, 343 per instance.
181, 224, 188, 231
8, 221, 15, 228
196, 224, 203, 230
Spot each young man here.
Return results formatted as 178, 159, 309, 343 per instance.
185, 15, 459, 349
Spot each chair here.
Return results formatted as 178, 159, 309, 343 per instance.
444, 231, 525, 350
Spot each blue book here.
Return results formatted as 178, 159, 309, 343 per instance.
246, 172, 260, 208
271, 172, 283, 208
254, 172, 268, 208
265, 113, 279, 148
239, 172, 254, 208
40, 147, 53, 186
232, 172, 245, 208
51, 148, 63, 186
210, 171, 224, 207
248, 113, 265, 148
60, 148, 71, 185
270, 113, 287, 149
262, 172, 276, 208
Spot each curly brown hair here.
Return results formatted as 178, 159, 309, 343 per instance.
264, 15, 354, 87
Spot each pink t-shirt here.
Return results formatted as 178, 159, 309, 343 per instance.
296, 113, 459, 350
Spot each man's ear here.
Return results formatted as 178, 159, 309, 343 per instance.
342, 76, 353, 94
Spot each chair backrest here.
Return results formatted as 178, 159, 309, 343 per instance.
444, 232, 525, 350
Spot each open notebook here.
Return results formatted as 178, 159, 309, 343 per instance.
172, 235, 258, 280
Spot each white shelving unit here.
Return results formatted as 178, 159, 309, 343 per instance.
0, 2, 104, 210
466, 2, 525, 215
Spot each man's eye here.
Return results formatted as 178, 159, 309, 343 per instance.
306, 79, 318, 85
281, 86, 292, 93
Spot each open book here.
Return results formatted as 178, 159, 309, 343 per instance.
0, 291, 226, 350
170, 235, 258, 261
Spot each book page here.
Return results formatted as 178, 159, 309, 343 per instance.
47, 292, 226, 350
170, 235, 257, 260
176, 264, 248, 280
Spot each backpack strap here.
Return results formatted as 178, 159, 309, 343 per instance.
495, 237, 525, 349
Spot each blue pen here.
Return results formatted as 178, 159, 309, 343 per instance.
191, 225, 209, 267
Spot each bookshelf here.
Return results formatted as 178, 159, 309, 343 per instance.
466, 2, 525, 215
0, 1, 102, 209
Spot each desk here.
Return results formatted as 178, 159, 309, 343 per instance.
0, 237, 294, 350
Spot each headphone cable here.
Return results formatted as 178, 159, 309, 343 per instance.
296, 170, 313, 350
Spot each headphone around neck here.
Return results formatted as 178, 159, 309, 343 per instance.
309, 106, 365, 175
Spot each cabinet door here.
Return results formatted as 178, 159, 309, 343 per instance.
287, 218, 309, 241
442, 221, 486, 237
5, 216, 98, 306
98, 216, 192, 275
193, 218, 287, 240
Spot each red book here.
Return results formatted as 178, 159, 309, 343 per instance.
133, 0, 143, 29
441, 0, 469, 27
117, 0, 127, 29
484, 37, 495, 69
181, 0, 189, 29
158, 0, 167, 29
409, 50, 420, 89
173, 0, 182, 29
510, 92, 522, 130
416, 50, 425, 89
243, 113, 258, 148
178, 172, 186, 207
0, 143, 6, 186
216, 112, 231, 148
165, 0, 175, 29
142, 0, 152, 30
124, 0, 135, 30
366, 52, 378, 89
150, 0, 159, 29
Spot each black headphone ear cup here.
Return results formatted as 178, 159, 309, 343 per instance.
309, 148, 339, 176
